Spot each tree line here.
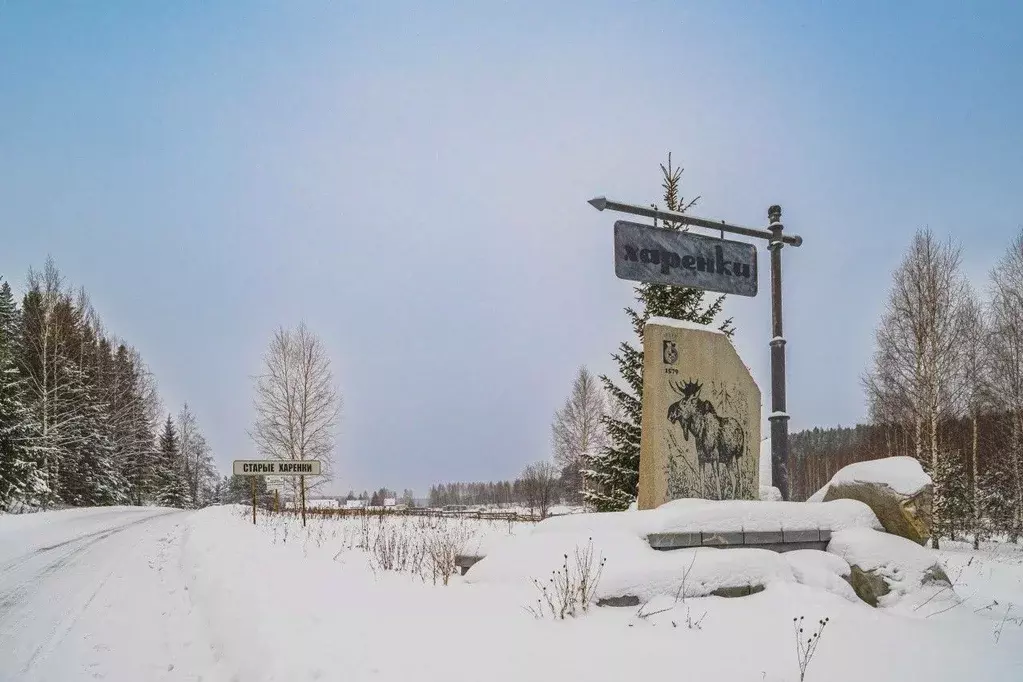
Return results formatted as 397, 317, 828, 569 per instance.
0, 258, 218, 511
427, 479, 536, 507
340, 488, 415, 506
427, 461, 560, 518
789, 413, 1019, 548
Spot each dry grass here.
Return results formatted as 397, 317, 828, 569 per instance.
250, 506, 530, 586
526, 538, 606, 620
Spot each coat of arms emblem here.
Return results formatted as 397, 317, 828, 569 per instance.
662, 340, 678, 365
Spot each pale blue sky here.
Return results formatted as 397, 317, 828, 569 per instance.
2, 2, 1021, 494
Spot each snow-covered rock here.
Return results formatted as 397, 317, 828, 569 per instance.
783, 549, 859, 603
827, 528, 950, 607
759, 485, 782, 502
825, 457, 931, 496
814, 457, 933, 545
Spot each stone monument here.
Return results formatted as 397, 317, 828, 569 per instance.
638, 318, 761, 509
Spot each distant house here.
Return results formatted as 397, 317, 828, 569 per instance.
383, 498, 397, 508
345, 499, 367, 509
307, 498, 339, 510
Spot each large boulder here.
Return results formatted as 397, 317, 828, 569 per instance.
814, 457, 932, 545
827, 528, 950, 607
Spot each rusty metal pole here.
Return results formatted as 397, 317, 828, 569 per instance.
300, 475, 307, 528
767, 205, 791, 500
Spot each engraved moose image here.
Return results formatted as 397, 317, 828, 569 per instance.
666, 380, 746, 466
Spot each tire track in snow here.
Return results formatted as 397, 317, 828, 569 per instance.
1, 509, 225, 682
19, 565, 117, 675
0, 511, 180, 615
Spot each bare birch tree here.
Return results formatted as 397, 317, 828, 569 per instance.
19, 257, 86, 505
250, 323, 340, 499
955, 287, 992, 548
178, 403, 217, 507
552, 366, 607, 504
864, 229, 968, 548
987, 232, 1023, 541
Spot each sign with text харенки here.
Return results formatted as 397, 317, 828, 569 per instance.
232, 460, 322, 476
613, 220, 758, 297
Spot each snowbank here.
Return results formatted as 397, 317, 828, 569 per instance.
466, 498, 883, 603
465, 529, 796, 601
161, 506, 1023, 682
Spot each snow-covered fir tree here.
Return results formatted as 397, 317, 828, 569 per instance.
582, 154, 732, 511
978, 453, 1016, 541
0, 278, 46, 509
113, 345, 160, 505
155, 414, 189, 508
71, 308, 127, 506
931, 452, 971, 541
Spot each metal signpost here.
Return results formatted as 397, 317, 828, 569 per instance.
589, 197, 803, 500
232, 459, 322, 526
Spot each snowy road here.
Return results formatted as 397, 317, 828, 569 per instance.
0, 507, 216, 682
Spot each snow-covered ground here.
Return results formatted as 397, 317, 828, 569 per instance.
2, 506, 1022, 682
0, 507, 219, 681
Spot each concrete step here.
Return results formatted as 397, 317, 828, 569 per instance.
647, 528, 832, 553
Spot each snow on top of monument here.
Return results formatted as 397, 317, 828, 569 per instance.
644, 498, 882, 534
531, 498, 881, 537
825, 456, 931, 496
645, 316, 727, 335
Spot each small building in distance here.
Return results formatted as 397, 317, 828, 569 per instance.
345, 499, 367, 510
307, 498, 340, 510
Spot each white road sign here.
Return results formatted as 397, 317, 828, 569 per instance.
232, 460, 322, 476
